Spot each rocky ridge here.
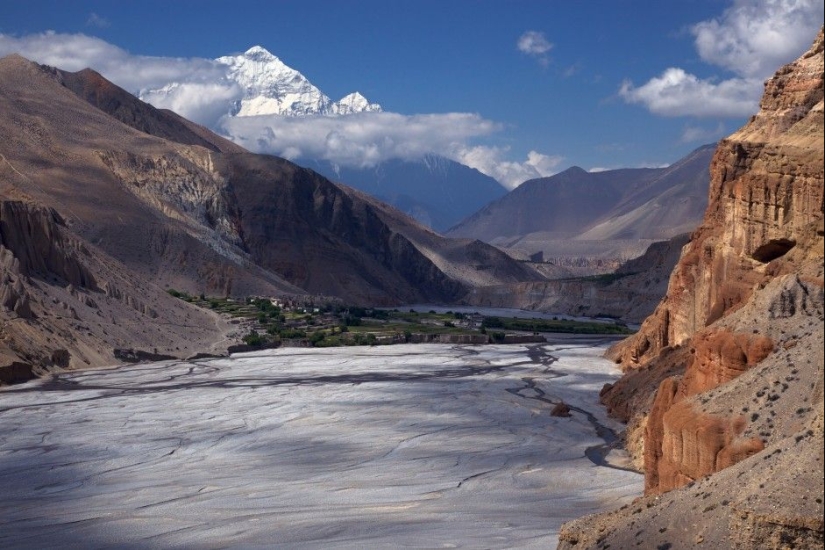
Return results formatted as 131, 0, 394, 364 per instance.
558, 28, 824, 549
0, 198, 228, 383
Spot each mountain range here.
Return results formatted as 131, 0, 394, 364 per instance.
139, 46, 511, 233
0, 54, 542, 377
447, 144, 715, 264
300, 154, 507, 232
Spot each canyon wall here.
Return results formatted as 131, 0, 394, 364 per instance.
559, 28, 824, 549
611, 30, 824, 369
0, 199, 227, 383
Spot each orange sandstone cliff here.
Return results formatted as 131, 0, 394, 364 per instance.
559, 28, 823, 549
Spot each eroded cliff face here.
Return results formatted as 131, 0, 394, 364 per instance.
612, 31, 823, 368
0, 199, 226, 384
559, 29, 824, 549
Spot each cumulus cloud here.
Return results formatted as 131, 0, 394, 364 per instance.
518, 31, 553, 66
219, 111, 502, 167
143, 82, 243, 128
518, 31, 552, 55
619, 69, 759, 117
0, 31, 232, 95
0, 31, 563, 187
620, 0, 823, 117
0, 31, 244, 126
692, 0, 823, 78
453, 146, 564, 189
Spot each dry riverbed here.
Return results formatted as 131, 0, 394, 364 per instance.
0, 339, 641, 548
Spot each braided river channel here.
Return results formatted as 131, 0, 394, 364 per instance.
0, 337, 642, 548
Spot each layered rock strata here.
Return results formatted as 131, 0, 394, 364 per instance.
559, 28, 824, 549
612, 30, 824, 368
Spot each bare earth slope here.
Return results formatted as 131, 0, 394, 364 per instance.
0, 55, 543, 380
0, 56, 540, 304
559, 28, 824, 550
0, 198, 231, 383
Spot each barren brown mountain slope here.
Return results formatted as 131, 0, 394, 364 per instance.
0, 198, 232, 383
559, 28, 824, 550
0, 56, 541, 304
0, 54, 544, 380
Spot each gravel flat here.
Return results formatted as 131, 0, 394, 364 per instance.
0, 341, 641, 548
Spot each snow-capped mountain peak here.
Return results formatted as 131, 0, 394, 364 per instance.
215, 45, 381, 117
138, 45, 381, 119
243, 45, 278, 61
335, 91, 382, 115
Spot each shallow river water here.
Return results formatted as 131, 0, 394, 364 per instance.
0, 338, 641, 548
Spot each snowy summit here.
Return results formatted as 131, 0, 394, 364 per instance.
216, 46, 382, 117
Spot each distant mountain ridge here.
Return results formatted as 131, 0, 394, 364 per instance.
448, 144, 714, 243
301, 154, 508, 232
446, 144, 715, 264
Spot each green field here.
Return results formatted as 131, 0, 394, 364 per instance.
167, 290, 634, 348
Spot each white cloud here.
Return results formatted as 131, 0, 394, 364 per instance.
0, 31, 565, 188
221, 113, 564, 189
0, 31, 231, 95
692, 0, 823, 78
619, 69, 760, 117
142, 82, 243, 128
518, 31, 552, 55
517, 31, 553, 66
86, 13, 110, 28
220, 111, 500, 168
453, 146, 563, 189
620, 0, 823, 118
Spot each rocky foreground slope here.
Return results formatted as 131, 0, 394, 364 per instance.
559, 28, 824, 549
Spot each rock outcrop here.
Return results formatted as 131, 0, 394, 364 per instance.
559, 28, 824, 549
611, 30, 824, 368
0, 200, 97, 290
0, 197, 230, 382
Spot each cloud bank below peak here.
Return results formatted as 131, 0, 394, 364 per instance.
219, 113, 560, 189
620, 0, 823, 118
0, 31, 559, 189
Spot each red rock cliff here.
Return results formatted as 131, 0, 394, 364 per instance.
559, 29, 823, 550
613, 30, 823, 369
608, 28, 824, 495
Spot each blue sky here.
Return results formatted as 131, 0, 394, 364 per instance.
1, 0, 822, 188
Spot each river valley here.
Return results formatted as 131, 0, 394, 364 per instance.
0, 338, 642, 548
